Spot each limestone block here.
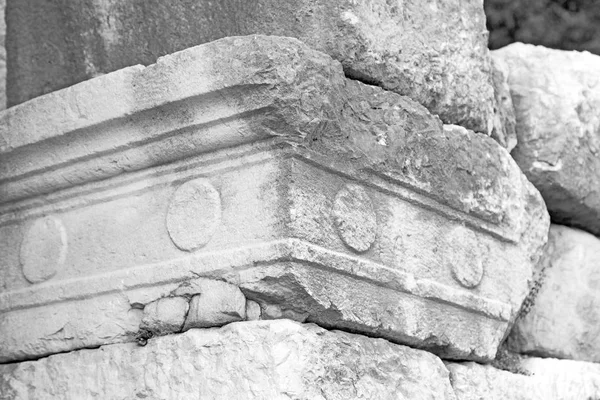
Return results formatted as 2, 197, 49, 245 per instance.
140, 296, 189, 335
492, 43, 600, 235
508, 224, 600, 362
5, 0, 499, 137
447, 356, 600, 400
0, 320, 457, 400
0, 35, 548, 363
182, 281, 247, 330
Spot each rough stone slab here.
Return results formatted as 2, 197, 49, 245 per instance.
447, 356, 600, 400
508, 224, 600, 362
0, 36, 549, 363
5, 0, 500, 137
492, 43, 600, 235
0, 320, 457, 400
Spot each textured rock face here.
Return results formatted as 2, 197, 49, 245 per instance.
5, 0, 500, 137
0, 320, 458, 400
508, 224, 600, 362
493, 43, 600, 235
447, 357, 600, 400
0, 35, 548, 363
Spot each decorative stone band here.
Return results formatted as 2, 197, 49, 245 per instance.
0, 36, 549, 364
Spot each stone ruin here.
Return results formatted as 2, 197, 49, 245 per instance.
0, 1, 599, 399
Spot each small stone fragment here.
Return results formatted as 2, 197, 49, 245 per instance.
139, 296, 189, 335
508, 224, 600, 362
492, 43, 600, 235
182, 280, 246, 330
245, 300, 261, 321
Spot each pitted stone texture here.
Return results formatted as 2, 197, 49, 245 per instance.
140, 296, 188, 335
0, 321, 457, 400
0, 36, 549, 363
508, 225, 600, 362
447, 357, 600, 400
181, 279, 246, 330
493, 43, 600, 235
19, 216, 67, 283
6, 0, 498, 136
166, 178, 221, 251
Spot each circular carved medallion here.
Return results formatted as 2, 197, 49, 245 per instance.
20, 216, 68, 284
333, 184, 377, 253
166, 179, 221, 251
444, 225, 485, 288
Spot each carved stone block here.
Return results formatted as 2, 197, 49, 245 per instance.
0, 35, 549, 363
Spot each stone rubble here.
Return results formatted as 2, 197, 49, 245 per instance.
182, 280, 247, 330
493, 43, 600, 235
139, 296, 189, 335
508, 224, 600, 362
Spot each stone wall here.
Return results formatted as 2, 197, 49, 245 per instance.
1, 1, 599, 400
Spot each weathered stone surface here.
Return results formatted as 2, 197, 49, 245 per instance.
140, 296, 188, 335
0, 0, 5, 110
493, 43, 600, 235
5, 0, 499, 136
0, 320, 457, 400
447, 356, 600, 400
490, 56, 517, 152
182, 280, 247, 330
0, 35, 548, 363
508, 224, 600, 362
